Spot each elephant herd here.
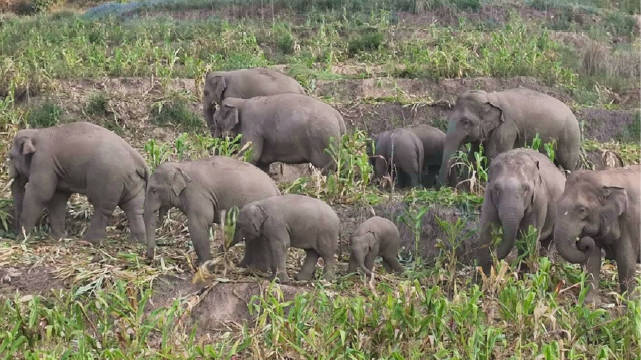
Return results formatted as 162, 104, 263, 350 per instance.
7, 68, 640, 304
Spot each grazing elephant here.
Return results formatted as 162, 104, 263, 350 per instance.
407, 124, 446, 187
438, 88, 580, 186
373, 128, 424, 188
348, 216, 403, 275
8, 122, 148, 242
476, 149, 566, 274
213, 94, 346, 172
203, 68, 305, 136
144, 156, 280, 265
231, 194, 339, 282
554, 165, 640, 303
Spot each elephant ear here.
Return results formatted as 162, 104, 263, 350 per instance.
171, 167, 192, 198
7, 161, 17, 178
21, 137, 36, 155
247, 204, 267, 234
219, 103, 240, 132
601, 186, 627, 216
530, 160, 542, 205
206, 75, 227, 104
480, 92, 505, 138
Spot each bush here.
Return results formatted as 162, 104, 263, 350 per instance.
85, 92, 109, 116
26, 101, 63, 128
273, 23, 296, 55
150, 96, 203, 131
348, 28, 384, 56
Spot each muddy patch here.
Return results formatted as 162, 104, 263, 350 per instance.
0, 266, 67, 298
149, 274, 306, 333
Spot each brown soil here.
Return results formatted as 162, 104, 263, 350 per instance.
0, 265, 67, 298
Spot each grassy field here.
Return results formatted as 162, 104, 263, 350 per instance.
0, 0, 640, 359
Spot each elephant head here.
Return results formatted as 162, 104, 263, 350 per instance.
144, 163, 191, 259
554, 175, 627, 264
203, 73, 227, 136
438, 90, 504, 186
487, 159, 542, 260
347, 232, 377, 275
232, 203, 267, 247
9, 129, 38, 179
212, 99, 241, 139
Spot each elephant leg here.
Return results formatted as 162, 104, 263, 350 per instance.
120, 193, 146, 244
11, 177, 27, 232
614, 236, 638, 296
264, 222, 290, 283
186, 205, 215, 264
295, 249, 319, 281
364, 251, 376, 274
46, 191, 70, 239
347, 254, 359, 274
86, 202, 117, 243
485, 128, 517, 160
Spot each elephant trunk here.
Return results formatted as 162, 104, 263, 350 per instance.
496, 203, 525, 260
438, 131, 465, 187
203, 101, 217, 137
144, 198, 160, 259
554, 221, 588, 264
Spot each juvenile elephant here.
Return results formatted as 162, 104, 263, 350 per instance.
373, 128, 424, 188
213, 94, 346, 172
231, 194, 339, 282
554, 165, 640, 303
348, 216, 403, 275
438, 88, 580, 186
476, 149, 566, 274
144, 156, 280, 264
9, 122, 148, 242
203, 68, 305, 136
407, 124, 446, 187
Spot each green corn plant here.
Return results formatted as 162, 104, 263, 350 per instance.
323, 131, 374, 203
144, 139, 171, 170
451, 144, 488, 195
174, 133, 190, 161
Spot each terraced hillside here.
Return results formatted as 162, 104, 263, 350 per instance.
0, 0, 640, 358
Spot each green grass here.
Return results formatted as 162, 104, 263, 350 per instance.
25, 101, 63, 128
150, 94, 203, 131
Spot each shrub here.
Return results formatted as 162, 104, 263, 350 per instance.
150, 96, 203, 131
85, 91, 109, 116
273, 23, 296, 55
26, 101, 63, 128
348, 28, 384, 56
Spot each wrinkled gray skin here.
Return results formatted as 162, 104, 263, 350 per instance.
439, 88, 580, 186
476, 149, 566, 274
407, 124, 446, 187
144, 156, 280, 265
554, 165, 640, 304
348, 216, 403, 276
9, 122, 148, 242
373, 128, 424, 188
231, 194, 339, 282
203, 68, 305, 136
213, 94, 346, 172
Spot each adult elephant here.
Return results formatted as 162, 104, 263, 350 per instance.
554, 165, 640, 304
203, 68, 305, 136
438, 88, 580, 186
144, 156, 280, 265
213, 94, 346, 172
407, 124, 446, 187
9, 122, 148, 242
476, 149, 566, 274
373, 128, 424, 188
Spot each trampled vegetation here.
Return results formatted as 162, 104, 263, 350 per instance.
0, 0, 639, 359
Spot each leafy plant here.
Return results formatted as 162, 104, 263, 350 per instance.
323, 131, 374, 203
451, 144, 489, 195
144, 139, 171, 170
26, 101, 63, 128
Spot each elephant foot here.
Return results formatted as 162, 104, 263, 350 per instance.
274, 272, 291, 284
294, 271, 314, 281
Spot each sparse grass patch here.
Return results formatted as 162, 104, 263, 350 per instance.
150, 94, 203, 131
85, 91, 109, 116
347, 28, 384, 56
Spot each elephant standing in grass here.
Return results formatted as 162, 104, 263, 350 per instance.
553, 165, 640, 304
407, 124, 446, 187
231, 194, 339, 282
438, 88, 580, 186
9, 122, 148, 243
348, 216, 403, 276
144, 156, 280, 265
373, 128, 424, 188
476, 149, 566, 274
203, 68, 305, 136
213, 94, 346, 172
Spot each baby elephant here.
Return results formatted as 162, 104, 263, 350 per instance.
373, 128, 424, 188
9, 122, 148, 242
476, 148, 566, 274
348, 216, 403, 275
232, 194, 339, 282
144, 156, 280, 264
